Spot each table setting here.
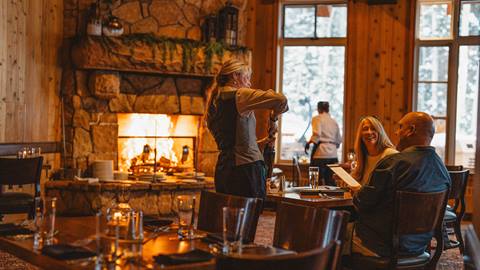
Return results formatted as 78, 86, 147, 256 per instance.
0, 194, 294, 270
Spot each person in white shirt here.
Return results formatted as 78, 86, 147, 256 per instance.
350, 116, 397, 186
306, 101, 342, 186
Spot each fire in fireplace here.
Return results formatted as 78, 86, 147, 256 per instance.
117, 113, 199, 175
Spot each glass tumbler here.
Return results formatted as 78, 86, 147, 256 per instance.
41, 197, 57, 245
222, 207, 245, 254
309, 166, 320, 189
175, 195, 196, 239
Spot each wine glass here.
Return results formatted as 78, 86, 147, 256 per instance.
347, 151, 357, 170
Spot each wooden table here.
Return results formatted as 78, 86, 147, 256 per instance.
266, 188, 353, 208
0, 217, 292, 270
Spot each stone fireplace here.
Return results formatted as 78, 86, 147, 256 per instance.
63, 36, 251, 177
117, 113, 199, 174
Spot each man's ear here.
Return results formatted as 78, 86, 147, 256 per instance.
405, 125, 416, 137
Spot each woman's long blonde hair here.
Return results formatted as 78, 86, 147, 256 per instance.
204, 59, 251, 124
351, 116, 395, 180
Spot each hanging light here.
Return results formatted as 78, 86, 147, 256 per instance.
217, 0, 239, 47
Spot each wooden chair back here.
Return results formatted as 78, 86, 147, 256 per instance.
216, 241, 336, 270
0, 157, 43, 196
197, 190, 263, 243
273, 202, 350, 251
392, 190, 449, 268
445, 165, 463, 171
464, 224, 480, 270
447, 169, 469, 213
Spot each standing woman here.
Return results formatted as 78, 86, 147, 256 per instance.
350, 116, 398, 186
205, 59, 288, 198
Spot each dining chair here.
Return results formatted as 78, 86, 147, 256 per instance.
443, 168, 469, 253
197, 190, 263, 243
216, 241, 336, 270
273, 202, 350, 270
0, 157, 43, 219
464, 224, 480, 270
351, 189, 449, 270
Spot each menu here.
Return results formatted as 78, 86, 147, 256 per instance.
327, 164, 361, 189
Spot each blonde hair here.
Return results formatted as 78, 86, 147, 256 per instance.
351, 116, 395, 180
204, 59, 250, 124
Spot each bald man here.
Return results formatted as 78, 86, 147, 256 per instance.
351, 112, 451, 258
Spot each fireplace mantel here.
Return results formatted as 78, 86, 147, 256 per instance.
71, 36, 252, 77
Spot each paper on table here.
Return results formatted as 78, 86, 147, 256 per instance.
327, 164, 361, 189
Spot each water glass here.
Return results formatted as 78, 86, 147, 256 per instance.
309, 167, 320, 189
175, 195, 196, 239
33, 197, 57, 247
222, 207, 245, 254
127, 210, 144, 241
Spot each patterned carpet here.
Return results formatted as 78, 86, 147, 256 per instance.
0, 211, 465, 269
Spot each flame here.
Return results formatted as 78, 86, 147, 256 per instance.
117, 113, 198, 173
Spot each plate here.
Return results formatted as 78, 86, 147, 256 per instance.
168, 249, 213, 262
297, 186, 347, 195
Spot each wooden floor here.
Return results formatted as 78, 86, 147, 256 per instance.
0, 211, 465, 270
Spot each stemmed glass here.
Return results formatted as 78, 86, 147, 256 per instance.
347, 151, 357, 170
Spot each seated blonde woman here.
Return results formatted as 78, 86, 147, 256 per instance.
350, 116, 398, 186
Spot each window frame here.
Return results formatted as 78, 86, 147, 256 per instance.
277, 0, 348, 164
413, 0, 480, 168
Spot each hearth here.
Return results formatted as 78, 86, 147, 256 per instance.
62, 36, 251, 177
117, 113, 199, 175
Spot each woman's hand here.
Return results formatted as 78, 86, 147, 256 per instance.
339, 162, 352, 173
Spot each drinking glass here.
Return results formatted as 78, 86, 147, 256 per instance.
347, 151, 357, 170
33, 197, 57, 247
41, 197, 57, 245
175, 195, 196, 239
33, 197, 43, 250
222, 207, 245, 254
309, 167, 320, 189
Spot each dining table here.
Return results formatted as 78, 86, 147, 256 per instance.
0, 216, 294, 270
266, 186, 354, 208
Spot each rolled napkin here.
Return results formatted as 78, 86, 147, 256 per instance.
154, 249, 214, 266
41, 244, 96, 260
92, 160, 114, 181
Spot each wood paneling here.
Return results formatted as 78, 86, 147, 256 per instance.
250, 1, 415, 161
0, 0, 63, 172
0, 0, 62, 143
247, 0, 280, 144
344, 0, 415, 154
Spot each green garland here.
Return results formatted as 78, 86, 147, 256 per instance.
105, 33, 249, 73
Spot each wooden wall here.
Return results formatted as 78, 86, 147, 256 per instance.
247, 0, 415, 160
0, 0, 63, 169
0, 0, 62, 143
345, 0, 415, 152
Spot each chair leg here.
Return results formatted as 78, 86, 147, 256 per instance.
453, 220, 464, 254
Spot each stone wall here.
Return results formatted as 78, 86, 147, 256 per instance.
61, 0, 251, 176
63, 67, 214, 174
45, 180, 215, 216
64, 0, 249, 46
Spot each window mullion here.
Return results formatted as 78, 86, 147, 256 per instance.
445, 0, 462, 165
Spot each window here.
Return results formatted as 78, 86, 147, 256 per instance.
278, 1, 347, 163
414, 0, 480, 169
